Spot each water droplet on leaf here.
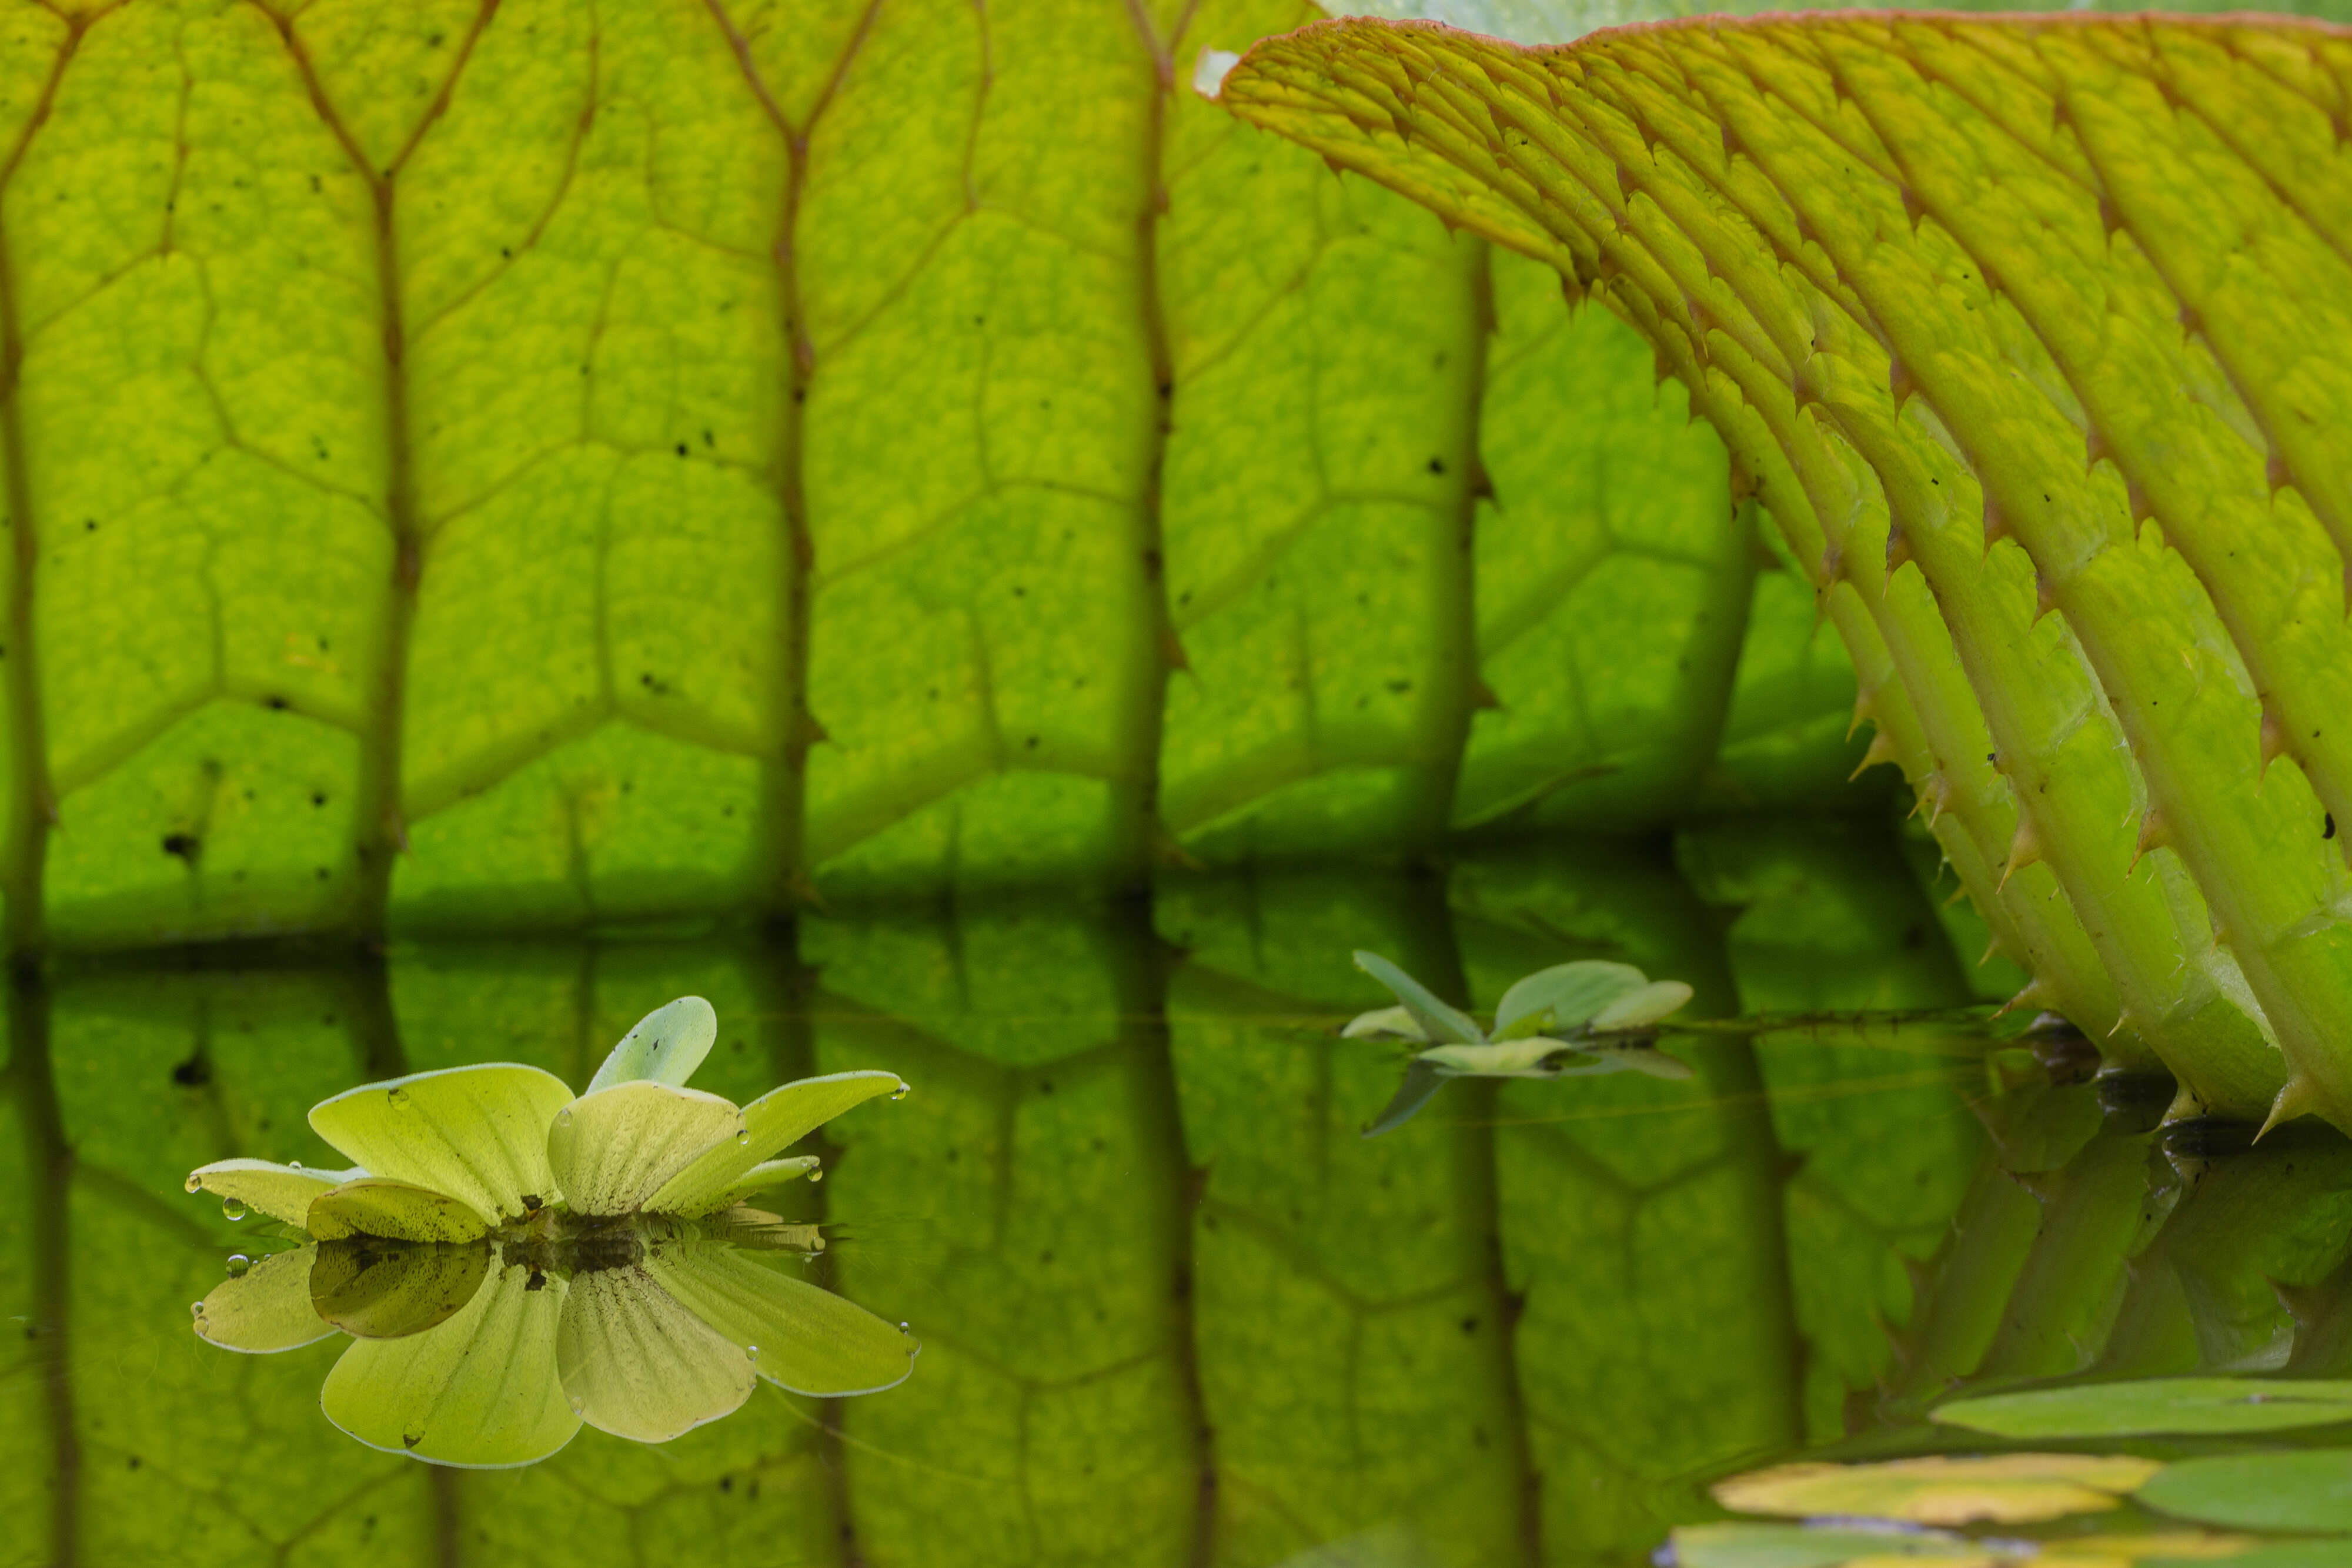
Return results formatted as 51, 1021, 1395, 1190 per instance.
183, 1175, 202, 1193
225, 1254, 251, 1278
556, 1108, 572, 1128
189, 1302, 205, 1319
746, 1344, 760, 1363
387, 1086, 412, 1108
736, 1129, 750, 1145
807, 1168, 824, 1183
288, 1159, 302, 1169
221, 1198, 247, 1221
891, 1084, 909, 1101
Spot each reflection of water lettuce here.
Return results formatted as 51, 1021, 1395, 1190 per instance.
175, 996, 920, 1466
192, 1219, 917, 1467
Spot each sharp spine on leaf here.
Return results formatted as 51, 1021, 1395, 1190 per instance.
2130, 808, 2170, 871
1887, 356, 1915, 412
1884, 522, 1913, 583
1995, 977, 2052, 1018
1850, 728, 1899, 781
2085, 427, 2112, 474
2260, 704, 2287, 777
2267, 452, 2291, 498
1999, 817, 2043, 891
2034, 571, 2059, 623
1983, 496, 2010, 555
1898, 185, 1926, 230
2257, 1075, 2318, 1141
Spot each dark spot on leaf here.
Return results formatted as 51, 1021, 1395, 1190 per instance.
1428, 457, 1446, 474
311, 791, 327, 806
675, 442, 689, 457
402, 1433, 421, 1449
172, 1054, 209, 1087
1460, 1316, 1478, 1334
1025, 735, 1039, 748
264, 695, 288, 711
83, 518, 95, 531
161, 833, 198, 862
2328, 813, 2338, 841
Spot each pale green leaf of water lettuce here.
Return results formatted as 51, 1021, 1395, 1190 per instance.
644, 1244, 917, 1398
646, 1069, 904, 1216
1588, 978, 1693, 1031
694, 1155, 821, 1212
586, 996, 719, 1095
1716, 1454, 2159, 1525
547, 1080, 742, 1216
1341, 1002, 1428, 1041
1491, 958, 1646, 1038
306, 1176, 493, 1243
1352, 950, 1482, 1044
2137, 1452, 2352, 1533
1417, 1037, 1563, 1074
555, 1263, 757, 1443
1362, 1057, 1449, 1136
185, 1158, 365, 1228
321, 1258, 579, 1469
1936, 1378, 2352, 1439
193, 1245, 339, 1355
309, 1239, 491, 1341
310, 1064, 576, 1223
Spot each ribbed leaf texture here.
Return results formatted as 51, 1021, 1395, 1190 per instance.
1221, 12, 2352, 1131
0, 0, 1867, 954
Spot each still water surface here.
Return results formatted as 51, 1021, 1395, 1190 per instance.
5, 822, 2348, 1567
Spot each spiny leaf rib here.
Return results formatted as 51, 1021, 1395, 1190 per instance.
1220, 14, 2352, 1125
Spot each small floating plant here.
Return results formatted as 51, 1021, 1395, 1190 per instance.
1345, 952, 1695, 1136
183, 998, 917, 1466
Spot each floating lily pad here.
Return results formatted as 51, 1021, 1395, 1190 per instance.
1715, 1453, 2161, 1525
2137, 1451, 2352, 1533
1936, 1379, 2352, 1438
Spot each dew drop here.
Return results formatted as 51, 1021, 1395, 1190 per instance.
183, 1175, 203, 1194
890, 1084, 909, 1101
222, 1198, 248, 1221
897, 1321, 910, 1333
567, 1394, 586, 1415
807, 1168, 824, 1183
736, 1129, 750, 1146
189, 1302, 206, 1319
556, 1108, 573, 1128
225, 1254, 252, 1278
288, 1159, 302, 1169
745, 1344, 760, 1363
387, 1086, 413, 1109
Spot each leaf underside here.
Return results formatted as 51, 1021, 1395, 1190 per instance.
0, 0, 1855, 955
1222, 12, 2352, 1132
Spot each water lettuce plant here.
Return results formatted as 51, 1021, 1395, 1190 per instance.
1346, 950, 1692, 1132
179, 995, 917, 1465
191, 1216, 917, 1467
1218, 12, 2352, 1137
186, 997, 906, 1238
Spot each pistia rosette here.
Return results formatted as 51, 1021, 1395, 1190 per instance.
1344, 951, 1694, 1135
185, 997, 908, 1240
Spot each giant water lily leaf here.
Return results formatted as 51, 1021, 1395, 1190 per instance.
309, 1063, 575, 1223
645, 1069, 904, 1216
2136, 1452, 2352, 1533
584, 997, 719, 1096
192, 1245, 339, 1355
1220, 13, 2352, 1130
546, 1080, 743, 1217
1715, 1454, 2161, 1526
1936, 1378, 2352, 1438
554, 1263, 757, 1443
321, 1258, 579, 1469
0, 0, 1829, 955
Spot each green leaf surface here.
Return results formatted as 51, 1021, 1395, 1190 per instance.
546, 1079, 742, 1217
1491, 958, 1646, 1038
192, 1245, 339, 1355
1936, 1378, 2352, 1439
2139, 1452, 2352, 1533
320, 1255, 581, 1468
305, 1175, 492, 1243
555, 1263, 756, 1444
183, 1158, 362, 1229
1218, 11, 2352, 1130
309, 1062, 576, 1224
585, 996, 719, 1095
1353, 948, 1484, 1044
0, 0, 1861, 954
645, 1068, 904, 1216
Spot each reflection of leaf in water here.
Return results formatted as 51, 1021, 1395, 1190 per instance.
1665, 1520, 1986, 1566
309, 1239, 489, 1340
2137, 1451, 2352, 1533
1715, 1454, 2161, 1526
646, 1243, 917, 1398
193, 1245, 340, 1355
556, 1265, 756, 1445
1936, 1377, 2352, 1439
320, 1256, 580, 1469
